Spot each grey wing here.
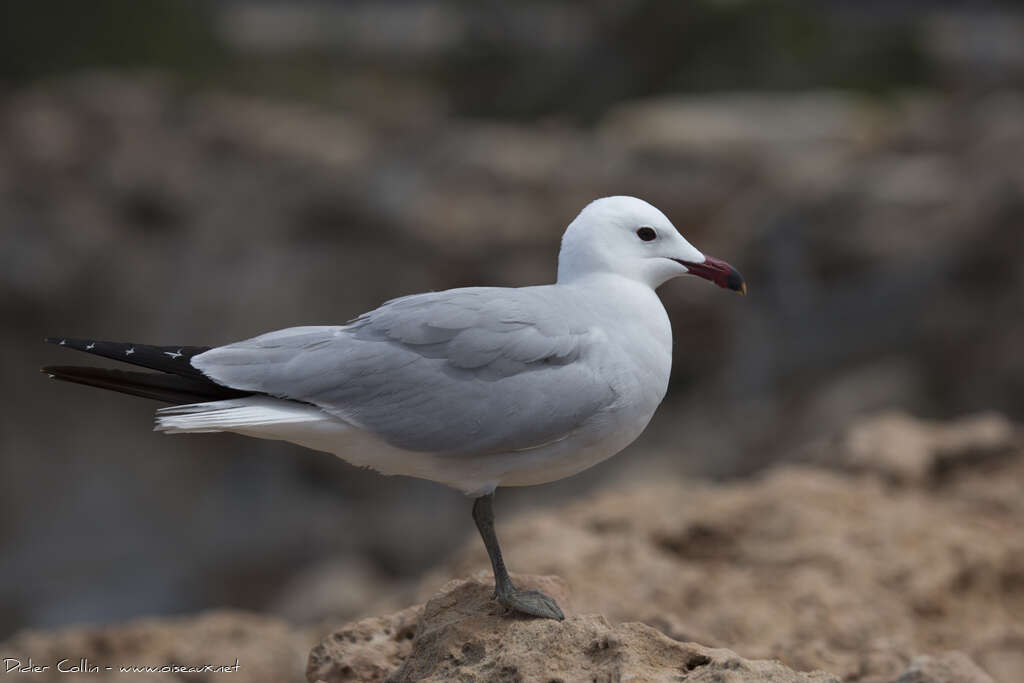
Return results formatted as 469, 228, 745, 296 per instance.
191, 287, 616, 455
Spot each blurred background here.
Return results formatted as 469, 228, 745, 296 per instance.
2, 0, 1023, 641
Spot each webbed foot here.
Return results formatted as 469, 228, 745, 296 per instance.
496, 586, 565, 620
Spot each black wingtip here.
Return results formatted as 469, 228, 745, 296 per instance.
42, 364, 252, 403
42, 337, 214, 381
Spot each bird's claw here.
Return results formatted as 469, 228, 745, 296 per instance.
496, 587, 565, 621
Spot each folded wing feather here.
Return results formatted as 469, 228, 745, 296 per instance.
191, 287, 615, 456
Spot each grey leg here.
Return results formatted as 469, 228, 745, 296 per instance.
472, 492, 564, 620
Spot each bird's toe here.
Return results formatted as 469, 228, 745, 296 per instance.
497, 588, 565, 621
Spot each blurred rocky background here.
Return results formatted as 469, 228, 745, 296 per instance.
1, 0, 1023, 678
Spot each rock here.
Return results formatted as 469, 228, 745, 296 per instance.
306, 603, 421, 683
893, 651, 996, 683
836, 411, 1017, 484
0, 610, 314, 683
308, 576, 839, 683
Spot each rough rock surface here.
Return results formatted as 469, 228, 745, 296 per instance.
306, 602, 422, 683
0, 610, 314, 682
308, 576, 840, 683
812, 411, 1017, 484
893, 651, 995, 683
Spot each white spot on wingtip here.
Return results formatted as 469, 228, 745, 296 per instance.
125, 347, 135, 356
59, 339, 66, 345
164, 349, 183, 359
86, 342, 95, 350
47, 374, 55, 379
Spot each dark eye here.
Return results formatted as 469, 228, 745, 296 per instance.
636, 227, 657, 241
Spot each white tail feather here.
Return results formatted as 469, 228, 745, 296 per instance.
155, 397, 327, 434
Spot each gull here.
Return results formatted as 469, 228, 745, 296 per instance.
43, 196, 745, 620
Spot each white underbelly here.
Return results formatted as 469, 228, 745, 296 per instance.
294, 399, 656, 496
320, 409, 651, 496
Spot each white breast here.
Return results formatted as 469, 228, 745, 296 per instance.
469, 274, 674, 490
